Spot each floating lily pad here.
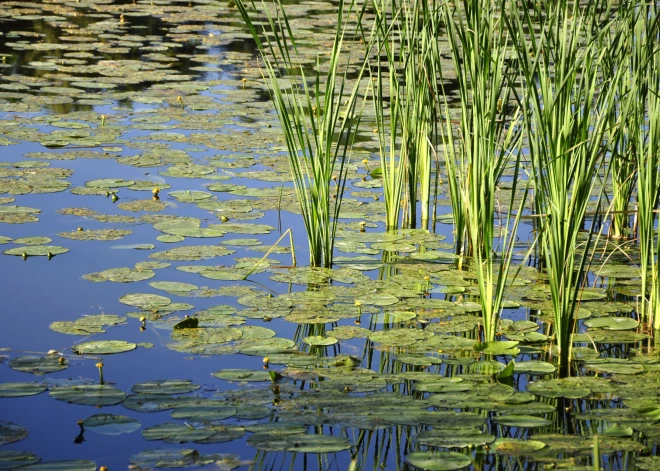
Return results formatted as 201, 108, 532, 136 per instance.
404, 451, 472, 471
149, 245, 234, 261
85, 179, 134, 188
19, 461, 96, 471
0, 382, 47, 398
0, 450, 40, 469
83, 268, 154, 283
303, 336, 338, 347
416, 428, 495, 448
168, 190, 213, 202
50, 314, 126, 335
49, 385, 126, 406
513, 361, 556, 375
131, 380, 200, 395
493, 415, 552, 428
584, 317, 639, 330
82, 414, 140, 435
4, 245, 68, 256
130, 448, 242, 469
149, 281, 198, 292
171, 403, 237, 421
494, 438, 546, 455
58, 229, 132, 241
13, 237, 52, 245
117, 200, 166, 212
119, 293, 171, 309
72, 340, 137, 355
9, 356, 68, 375
0, 421, 28, 446
247, 433, 352, 453
213, 369, 272, 382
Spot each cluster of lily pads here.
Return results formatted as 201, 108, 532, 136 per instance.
1, 0, 659, 470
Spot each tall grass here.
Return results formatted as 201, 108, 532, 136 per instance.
440, 0, 525, 342
634, 4, 660, 328
235, 0, 368, 267
368, 0, 440, 230
507, 0, 620, 375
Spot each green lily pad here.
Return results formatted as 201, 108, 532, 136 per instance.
513, 361, 556, 375
58, 229, 132, 241
0, 382, 47, 398
50, 314, 126, 335
368, 328, 434, 347
82, 414, 140, 435
117, 200, 166, 212
83, 268, 154, 283
584, 317, 639, 330
0, 450, 40, 469
119, 293, 171, 309
19, 461, 96, 471
13, 236, 52, 245
213, 369, 272, 382
247, 433, 352, 453
169, 190, 213, 202
86, 178, 134, 188
170, 403, 237, 421
404, 451, 472, 471
9, 356, 68, 375
131, 380, 200, 395
149, 245, 234, 261
303, 336, 338, 347
494, 438, 546, 455
149, 281, 199, 292
493, 415, 552, 428
72, 340, 137, 355
416, 428, 495, 448
130, 449, 241, 469
49, 385, 126, 406
4, 245, 68, 256
0, 421, 28, 446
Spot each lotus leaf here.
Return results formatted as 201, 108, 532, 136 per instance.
72, 340, 137, 355
49, 385, 126, 406
82, 414, 140, 435
404, 451, 472, 470
0, 382, 46, 397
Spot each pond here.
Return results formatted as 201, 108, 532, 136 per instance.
0, 0, 659, 470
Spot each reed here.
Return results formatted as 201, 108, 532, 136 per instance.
507, 0, 620, 376
634, 4, 660, 328
235, 0, 369, 267
440, 0, 525, 342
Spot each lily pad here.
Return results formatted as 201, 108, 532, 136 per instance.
19, 462, 96, 471
4, 245, 68, 257
0, 450, 40, 469
58, 229, 132, 241
82, 414, 141, 435
49, 385, 126, 406
404, 451, 472, 471
72, 340, 137, 355
247, 433, 352, 453
0, 421, 28, 446
213, 369, 272, 382
9, 356, 68, 375
494, 438, 546, 455
0, 382, 47, 398
131, 380, 200, 395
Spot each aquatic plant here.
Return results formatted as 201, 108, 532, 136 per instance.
440, 0, 526, 342
235, 0, 369, 267
507, 0, 620, 375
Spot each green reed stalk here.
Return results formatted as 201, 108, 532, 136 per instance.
235, 0, 368, 267
440, 0, 524, 342
601, 5, 641, 240
368, 0, 439, 229
635, 4, 660, 328
507, 0, 620, 376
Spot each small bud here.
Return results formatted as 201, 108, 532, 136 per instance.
220, 215, 229, 222
111, 194, 119, 203
58, 357, 66, 364
77, 227, 83, 231
152, 187, 159, 195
